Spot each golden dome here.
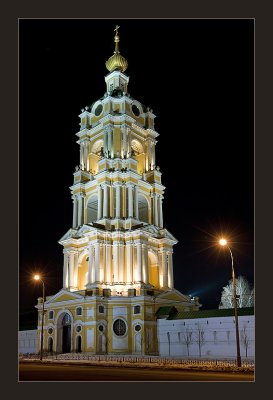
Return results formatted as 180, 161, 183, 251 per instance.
106, 25, 128, 73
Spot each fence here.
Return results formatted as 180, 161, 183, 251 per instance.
19, 352, 254, 368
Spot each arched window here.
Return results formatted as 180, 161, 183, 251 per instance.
92, 139, 104, 155
138, 194, 149, 223
134, 305, 141, 314
87, 194, 98, 223
62, 314, 71, 326
76, 307, 82, 316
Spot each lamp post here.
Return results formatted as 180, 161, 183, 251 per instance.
219, 239, 242, 367
34, 275, 45, 361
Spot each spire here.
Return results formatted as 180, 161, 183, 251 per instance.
106, 25, 128, 73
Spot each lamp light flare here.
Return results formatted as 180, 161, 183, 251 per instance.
219, 238, 227, 246
34, 274, 40, 281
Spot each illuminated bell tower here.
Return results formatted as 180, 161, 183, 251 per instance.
59, 26, 177, 294
39, 26, 200, 356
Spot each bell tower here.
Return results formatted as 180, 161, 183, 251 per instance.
37, 26, 200, 356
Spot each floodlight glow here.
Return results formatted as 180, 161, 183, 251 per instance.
34, 274, 40, 281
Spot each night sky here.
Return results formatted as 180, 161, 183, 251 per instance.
19, 19, 254, 315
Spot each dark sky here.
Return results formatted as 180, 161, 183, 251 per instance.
19, 19, 254, 313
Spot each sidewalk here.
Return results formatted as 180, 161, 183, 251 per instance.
19, 357, 254, 374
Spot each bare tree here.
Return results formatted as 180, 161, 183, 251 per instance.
195, 324, 205, 357
219, 275, 254, 309
183, 328, 193, 356
240, 326, 250, 358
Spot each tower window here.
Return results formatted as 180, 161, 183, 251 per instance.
99, 305, 104, 314
94, 104, 103, 116
76, 307, 82, 316
134, 305, 141, 314
109, 83, 114, 92
48, 311, 54, 320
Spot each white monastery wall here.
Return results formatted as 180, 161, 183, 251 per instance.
19, 330, 38, 354
157, 315, 254, 359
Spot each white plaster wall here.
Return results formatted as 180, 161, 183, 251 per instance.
157, 315, 255, 359
87, 329, 94, 348
112, 336, 128, 350
19, 330, 38, 354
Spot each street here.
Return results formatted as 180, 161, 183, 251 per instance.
19, 362, 254, 381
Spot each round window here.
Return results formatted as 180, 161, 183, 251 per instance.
132, 104, 140, 117
76, 325, 82, 333
113, 319, 126, 336
95, 104, 103, 116
98, 325, 104, 332
48, 327, 53, 335
135, 324, 141, 332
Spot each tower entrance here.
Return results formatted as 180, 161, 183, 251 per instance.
56, 313, 72, 354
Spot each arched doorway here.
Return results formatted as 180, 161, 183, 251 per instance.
48, 337, 53, 353
56, 313, 72, 354
76, 335, 82, 353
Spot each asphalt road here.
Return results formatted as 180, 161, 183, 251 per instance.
19, 362, 254, 381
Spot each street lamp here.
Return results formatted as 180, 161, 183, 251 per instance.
34, 275, 45, 361
219, 238, 242, 367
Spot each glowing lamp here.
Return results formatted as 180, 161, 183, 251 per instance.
34, 274, 40, 281
219, 238, 227, 246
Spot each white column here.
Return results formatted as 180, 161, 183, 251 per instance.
100, 245, 105, 282
115, 184, 121, 218
83, 141, 87, 170
126, 241, 133, 283
128, 185, 134, 218
162, 251, 168, 288
80, 143, 84, 169
78, 194, 83, 226
87, 242, 93, 285
134, 185, 139, 219
159, 195, 163, 228
104, 127, 108, 156
63, 252, 68, 288
119, 244, 124, 282
153, 194, 158, 226
113, 244, 119, 282
147, 139, 151, 170
103, 185, 109, 218
97, 185, 102, 220
72, 196, 78, 228
168, 252, 174, 289
123, 125, 127, 158
122, 184, 126, 218
108, 126, 113, 158
142, 244, 149, 284
106, 244, 111, 283
151, 141, 155, 169
73, 252, 79, 288
69, 252, 75, 289
94, 242, 100, 283
136, 242, 143, 282
86, 141, 90, 171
